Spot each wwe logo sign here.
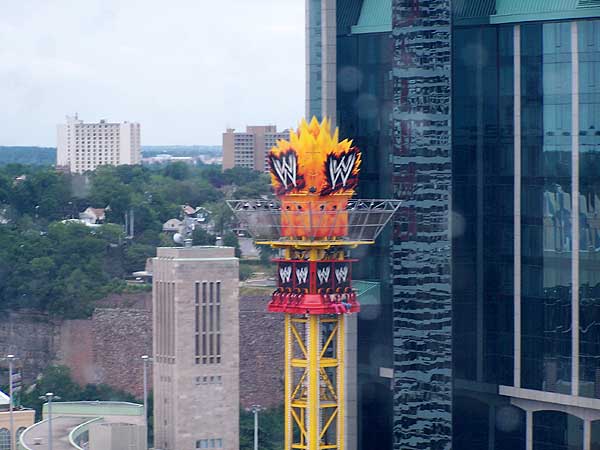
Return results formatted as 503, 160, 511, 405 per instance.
323, 148, 360, 194
279, 265, 292, 284
335, 265, 348, 284
270, 151, 298, 191
317, 266, 330, 284
296, 266, 309, 284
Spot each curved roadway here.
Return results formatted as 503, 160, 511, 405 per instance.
21, 416, 90, 450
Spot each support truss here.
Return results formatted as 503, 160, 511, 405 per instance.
285, 314, 345, 450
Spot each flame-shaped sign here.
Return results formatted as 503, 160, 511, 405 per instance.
268, 117, 361, 197
268, 117, 362, 239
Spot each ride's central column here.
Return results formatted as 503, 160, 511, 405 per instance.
227, 117, 400, 450
271, 242, 357, 450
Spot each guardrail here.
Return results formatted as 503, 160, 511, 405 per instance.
20, 418, 49, 450
68, 417, 104, 450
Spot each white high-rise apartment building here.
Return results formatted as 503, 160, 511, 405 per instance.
57, 115, 141, 173
222, 125, 289, 172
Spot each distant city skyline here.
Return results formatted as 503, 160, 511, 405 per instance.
0, 0, 304, 147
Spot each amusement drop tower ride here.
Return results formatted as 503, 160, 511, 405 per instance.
229, 118, 399, 450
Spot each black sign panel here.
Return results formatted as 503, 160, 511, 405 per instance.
333, 262, 350, 290
278, 263, 293, 288
295, 262, 310, 290
316, 262, 332, 291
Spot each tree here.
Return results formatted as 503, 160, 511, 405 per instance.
123, 243, 156, 273
193, 227, 216, 246
19, 365, 137, 421
240, 406, 284, 450
163, 162, 191, 180
223, 231, 241, 257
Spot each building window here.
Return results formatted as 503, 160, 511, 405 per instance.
196, 438, 223, 448
16, 427, 26, 443
195, 281, 221, 364
0, 428, 11, 450
195, 375, 222, 385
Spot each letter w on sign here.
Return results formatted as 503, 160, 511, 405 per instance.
279, 266, 292, 284
317, 266, 330, 284
328, 153, 356, 189
296, 266, 309, 285
335, 266, 348, 284
271, 152, 297, 188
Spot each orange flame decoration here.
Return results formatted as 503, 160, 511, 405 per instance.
268, 118, 362, 239
268, 117, 361, 197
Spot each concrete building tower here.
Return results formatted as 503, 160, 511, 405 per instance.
152, 246, 239, 450
222, 125, 289, 172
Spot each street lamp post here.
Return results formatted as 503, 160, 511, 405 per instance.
249, 405, 262, 450
141, 355, 153, 428
141, 355, 153, 450
39, 393, 60, 450
6, 355, 15, 450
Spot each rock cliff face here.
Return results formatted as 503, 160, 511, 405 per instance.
0, 310, 58, 383
0, 291, 284, 409
90, 308, 153, 397
239, 296, 285, 409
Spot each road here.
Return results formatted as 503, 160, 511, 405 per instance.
21, 416, 90, 450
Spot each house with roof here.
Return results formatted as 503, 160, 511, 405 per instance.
79, 207, 106, 225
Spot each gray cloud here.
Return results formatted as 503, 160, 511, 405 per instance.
0, 0, 305, 146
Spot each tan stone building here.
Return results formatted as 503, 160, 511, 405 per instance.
153, 246, 239, 450
0, 390, 34, 450
222, 125, 289, 172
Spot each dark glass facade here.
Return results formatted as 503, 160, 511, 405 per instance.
391, 1, 453, 449
520, 22, 573, 394
307, 0, 323, 119
578, 20, 600, 400
452, 23, 523, 450
336, 2, 394, 447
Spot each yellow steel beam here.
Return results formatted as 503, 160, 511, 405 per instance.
308, 315, 320, 450
320, 323, 339, 359
291, 370, 308, 400
319, 409, 338, 441
291, 323, 309, 358
337, 315, 345, 450
291, 408, 308, 440
292, 318, 308, 323
319, 368, 338, 401
285, 314, 292, 450
286, 314, 346, 450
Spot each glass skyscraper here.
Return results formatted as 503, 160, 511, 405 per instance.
307, 1, 600, 449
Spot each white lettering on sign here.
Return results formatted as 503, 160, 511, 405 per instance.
328, 153, 356, 189
335, 266, 348, 284
296, 266, 309, 284
279, 266, 292, 284
317, 266, 330, 284
271, 152, 298, 188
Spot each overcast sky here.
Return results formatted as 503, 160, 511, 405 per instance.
0, 0, 305, 146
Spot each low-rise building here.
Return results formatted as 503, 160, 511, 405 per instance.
19, 401, 145, 450
0, 390, 35, 450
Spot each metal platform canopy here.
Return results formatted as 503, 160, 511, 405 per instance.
227, 198, 400, 246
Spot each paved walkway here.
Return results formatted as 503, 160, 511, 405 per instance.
21, 416, 91, 450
